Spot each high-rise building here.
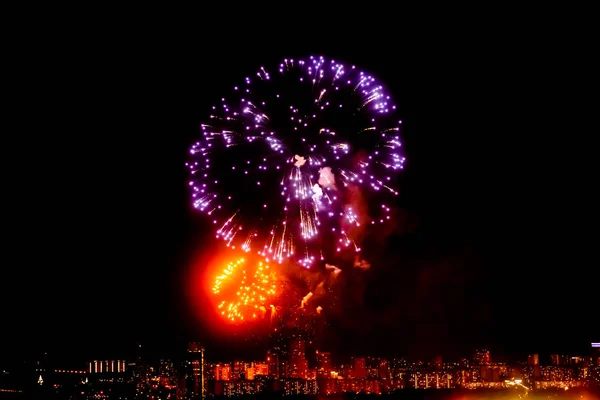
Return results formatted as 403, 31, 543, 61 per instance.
550, 354, 568, 365
186, 342, 205, 399
158, 359, 177, 388
527, 354, 540, 379
289, 339, 308, 379
527, 354, 539, 366
215, 364, 231, 381
281, 360, 290, 379
378, 359, 390, 380
232, 361, 246, 380
266, 351, 280, 379
254, 363, 268, 377
351, 357, 367, 379
592, 343, 600, 366
245, 365, 255, 380
316, 351, 332, 378
473, 349, 491, 365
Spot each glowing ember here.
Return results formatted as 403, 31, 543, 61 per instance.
212, 257, 279, 323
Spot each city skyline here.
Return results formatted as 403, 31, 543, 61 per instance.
2, 340, 599, 398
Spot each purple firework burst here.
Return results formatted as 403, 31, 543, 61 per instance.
186, 56, 405, 268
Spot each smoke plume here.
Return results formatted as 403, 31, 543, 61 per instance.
318, 167, 336, 188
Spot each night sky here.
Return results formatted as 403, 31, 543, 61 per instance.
4, 17, 597, 365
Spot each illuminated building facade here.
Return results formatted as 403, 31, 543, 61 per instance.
410, 372, 453, 389
253, 363, 268, 377
157, 359, 178, 390
479, 365, 502, 382
351, 357, 367, 379
316, 351, 332, 378
186, 342, 205, 399
289, 339, 308, 379
232, 361, 246, 380
378, 359, 390, 380
282, 378, 318, 395
473, 349, 491, 365
216, 380, 266, 396
365, 357, 381, 379
527, 354, 539, 366
88, 360, 126, 373
527, 354, 541, 378
245, 365, 254, 380
550, 354, 568, 365
215, 364, 231, 381
266, 351, 280, 379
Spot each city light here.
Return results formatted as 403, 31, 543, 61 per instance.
11, 342, 600, 397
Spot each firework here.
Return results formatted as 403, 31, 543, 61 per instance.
211, 256, 280, 323
187, 55, 405, 267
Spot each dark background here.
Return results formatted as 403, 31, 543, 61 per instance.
3, 11, 597, 365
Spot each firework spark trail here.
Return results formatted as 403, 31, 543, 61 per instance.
187, 55, 406, 268
212, 257, 279, 323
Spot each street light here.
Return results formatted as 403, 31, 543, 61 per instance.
504, 378, 529, 391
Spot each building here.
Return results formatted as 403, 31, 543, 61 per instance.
410, 372, 453, 389
473, 349, 491, 365
527, 354, 541, 379
266, 351, 280, 379
289, 339, 308, 379
352, 357, 367, 379
378, 359, 390, 380
215, 364, 231, 381
253, 363, 268, 377
232, 361, 246, 380
88, 360, 126, 373
216, 380, 266, 396
282, 378, 318, 395
245, 365, 255, 381
316, 351, 332, 378
550, 354, 568, 365
186, 342, 205, 399
527, 354, 539, 366
593, 343, 600, 366
158, 359, 178, 390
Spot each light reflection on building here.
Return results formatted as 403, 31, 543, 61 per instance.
410, 372, 453, 389
88, 360, 126, 373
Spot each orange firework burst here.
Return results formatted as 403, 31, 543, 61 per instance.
212, 257, 279, 323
